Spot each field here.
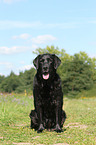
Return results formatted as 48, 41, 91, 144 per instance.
0, 94, 96, 145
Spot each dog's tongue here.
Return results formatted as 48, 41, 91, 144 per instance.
43, 74, 49, 80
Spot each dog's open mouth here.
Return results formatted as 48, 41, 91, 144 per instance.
43, 74, 49, 80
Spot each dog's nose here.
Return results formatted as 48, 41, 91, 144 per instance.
43, 66, 48, 71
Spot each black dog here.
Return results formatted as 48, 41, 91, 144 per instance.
30, 54, 66, 133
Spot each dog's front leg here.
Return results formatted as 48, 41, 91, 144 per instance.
34, 88, 45, 133
37, 106, 45, 133
55, 100, 62, 133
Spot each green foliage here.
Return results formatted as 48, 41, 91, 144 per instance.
33, 45, 71, 60
77, 83, 96, 98
0, 75, 5, 83
0, 72, 21, 93
61, 53, 93, 96
0, 68, 36, 93
91, 57, 96, 82
16, 68, 36, 93
33, 45, 62, 55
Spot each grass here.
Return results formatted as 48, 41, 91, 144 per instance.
77, 83, 96, 98
0, 93, 96, 145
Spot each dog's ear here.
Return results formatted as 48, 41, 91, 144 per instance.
52, 54, 61, 69
33, 55, 40, 69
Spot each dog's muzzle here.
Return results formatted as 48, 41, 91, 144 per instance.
42, 64, 50, 80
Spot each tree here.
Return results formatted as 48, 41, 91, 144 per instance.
23, 68, 36, 92
61, 53, 93, 95
15, 68, 36, 93
0, 72, 21, 93
0, 75, 5, 84
33, 45, 71, 59
90, 57, 96, 82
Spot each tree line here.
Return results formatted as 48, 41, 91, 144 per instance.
0, 46, 96, 96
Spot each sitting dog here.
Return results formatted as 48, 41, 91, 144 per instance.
30, 53, 66, 133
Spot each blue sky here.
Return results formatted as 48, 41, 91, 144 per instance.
0, 0, 96, 76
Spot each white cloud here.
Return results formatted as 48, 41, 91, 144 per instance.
19, 64, 32, 72
3, 0, 24, 4
31, 44, 38, 49
0, 46, 30, 54
12, 33, 56, 45
0, 20, 42, 29
0, 73, 3, 76
20, 61, 25, 64
4, 0, 13, 3
0, 62, 13, 69
88, 21, 96, 24
0, 20, 79, 30
46, 22, 79, 29
0, 34, 57, 55
0, 62, 14, 76
32, 35, 57, 44
0, 62, 33, 76
12, 33, 31, 40
89, 41, 96, 46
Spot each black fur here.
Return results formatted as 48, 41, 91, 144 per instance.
29, 54, 66, 133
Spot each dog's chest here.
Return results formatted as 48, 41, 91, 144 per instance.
40, 84, 53, 96
40, 83, 55, 104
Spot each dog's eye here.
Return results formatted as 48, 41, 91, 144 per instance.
40, 59, 44, 63
47, 58, 53, 63
47, 58, 50, 62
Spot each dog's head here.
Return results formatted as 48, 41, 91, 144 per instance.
33, 54, 61, 80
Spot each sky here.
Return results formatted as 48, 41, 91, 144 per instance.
0, 0, 96, 76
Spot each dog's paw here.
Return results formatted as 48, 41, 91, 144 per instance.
55, 124, 62, 133
37, 124, 45, 133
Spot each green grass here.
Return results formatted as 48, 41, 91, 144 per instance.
77, 83, 96, 98
0, 94, 96, 145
